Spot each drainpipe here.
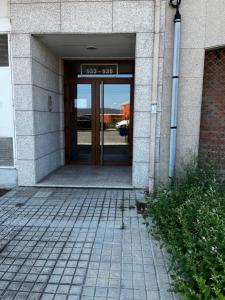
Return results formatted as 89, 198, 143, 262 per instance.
169, 0, 182, 181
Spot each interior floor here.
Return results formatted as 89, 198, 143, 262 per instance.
37, 165, 133, 189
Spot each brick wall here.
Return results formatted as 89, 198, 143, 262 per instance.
199, 48, 225, 169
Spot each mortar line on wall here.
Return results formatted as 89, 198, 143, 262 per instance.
13, 56, 60, 77
18, 148, 63, 162
15, 110, 63, 113
16, 130, 64, 137
32, 84, 61, 95
32, 57, 60, 76
16, 83, 60, 95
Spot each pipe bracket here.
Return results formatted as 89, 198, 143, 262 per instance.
169, 0, 181, 9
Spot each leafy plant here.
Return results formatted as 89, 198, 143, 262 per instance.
120, 222, 126, 230
145, 159, 225, 299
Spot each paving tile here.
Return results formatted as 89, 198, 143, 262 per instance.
0, 187, 174, 300
41, 293, 55, 300
44, 284, 58, 293
57, 284, 70, 294
95, 287, 108, 297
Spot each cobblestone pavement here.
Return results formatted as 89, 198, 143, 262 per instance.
0, 188, 175, 300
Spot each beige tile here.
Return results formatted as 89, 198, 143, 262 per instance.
134, 85, 152, 112
113, 1, 154, 33
13, 57, 32, 85
14, 85, 33, 111
205, 0, 225, 48
17, 135, 35, 160
133, 112, 151, 138
177, 105, 202, 137
35, 150, 61, 182
11, 34, 31, 57
35, 132, 61, 159
61, 2, 112, 33
16, 159, 36, 185
176, 135, 199, 166
33, 111, 60, 135
135, 58, 153, 85
164, 48, 205, 79
15, 111, 34, 136
11, 3, 60, 33
181, 0, 206, 49
32, 60, 59, 93
133, 137, 150, 163
132, 162, 149, 188
31, 36, 59, 74
136, 33, 154, 58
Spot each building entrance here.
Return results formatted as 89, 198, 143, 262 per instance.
64, 61, 134, 166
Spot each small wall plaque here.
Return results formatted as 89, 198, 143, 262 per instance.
48, 95, 53, 112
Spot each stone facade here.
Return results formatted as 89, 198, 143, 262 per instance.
0, 0, 225, 189
9, 0, 164, 189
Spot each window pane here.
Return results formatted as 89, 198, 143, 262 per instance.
71, 84, 92, 162
103, 84, 131, 163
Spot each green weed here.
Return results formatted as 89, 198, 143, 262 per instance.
145, 159, 225, 299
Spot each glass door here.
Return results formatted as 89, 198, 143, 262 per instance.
66, 80, 133, 165
100, 82, 132, 165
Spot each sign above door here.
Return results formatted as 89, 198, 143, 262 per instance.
81, 64, 118, 76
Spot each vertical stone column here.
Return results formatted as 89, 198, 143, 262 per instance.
132, 0, 167, 190
11, 34, 36, 185
152, 0, 167, 188
133, 33, 154, 189
10, 0, 61, 185
12, 34, 62, 185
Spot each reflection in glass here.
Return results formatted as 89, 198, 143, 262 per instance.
102, 84, 130, 163
72, 84, 92, 162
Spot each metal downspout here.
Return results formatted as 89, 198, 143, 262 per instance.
169, 0, 182, 181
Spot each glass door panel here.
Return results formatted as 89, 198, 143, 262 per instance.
71, 84, 92, 162
102, 84, 131, 164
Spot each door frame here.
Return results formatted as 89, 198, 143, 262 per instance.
64, 76, 134, 166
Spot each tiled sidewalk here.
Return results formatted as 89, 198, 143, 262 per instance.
0, 188, 175, 300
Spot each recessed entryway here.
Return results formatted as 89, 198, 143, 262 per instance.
36, 165, 132, 188
29, 33, 151, 189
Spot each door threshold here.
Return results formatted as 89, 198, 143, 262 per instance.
35, 183, 134, 189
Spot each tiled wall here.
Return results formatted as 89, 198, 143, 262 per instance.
12, 34, 64, 185
32, 37, 64, 182
158, 0, 225, 184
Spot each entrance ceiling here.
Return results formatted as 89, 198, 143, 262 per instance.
35, 34, 136, 59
